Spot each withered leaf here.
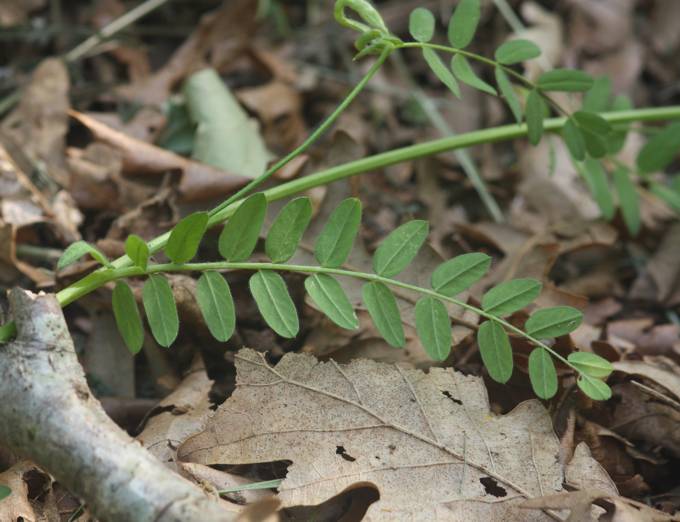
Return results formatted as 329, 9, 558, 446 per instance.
180, 349, 614, 521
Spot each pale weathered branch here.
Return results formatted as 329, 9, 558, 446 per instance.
0, 289, 234, 522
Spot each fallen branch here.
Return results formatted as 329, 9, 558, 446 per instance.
0, 289, 234, 522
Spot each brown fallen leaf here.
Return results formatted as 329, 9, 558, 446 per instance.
518, 2, 563, 81
84, 309, 135, 398
0, 461, 50, 522
651, 0, 680, 54
0, 0, 44, 26
70, 110, 250, 202
2, 58, 70, 186
137, 357, 215, 471
611, 381, 680, 458
613, 358, 680, 405
237, 81, 306, 153
116, 0, 256, 107
66, 142, 122, 211
567, 0, 634, 52
630, 223, 680, 305
90, 0, 151, 84
179, 348, 615, 521
520, 489, 677, 522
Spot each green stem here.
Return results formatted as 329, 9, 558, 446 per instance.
2, 104, 680, 343
208, 46, 391, 220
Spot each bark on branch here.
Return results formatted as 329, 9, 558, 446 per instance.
0, 289, 234, 522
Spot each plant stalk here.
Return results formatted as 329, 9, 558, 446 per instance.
60, 260, 581, 376
2, 104, 680, 343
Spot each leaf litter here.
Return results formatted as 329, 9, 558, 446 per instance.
179, 348, 615, 521
1, 0, 680, 520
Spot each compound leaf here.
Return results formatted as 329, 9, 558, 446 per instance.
125, 234, 149, 270
373, 220, 429, 277
58, 241, 111, 270
165, 211, 209, 264
362, 281, 404, 348
537, 69, 594, 92
305, 274, 358, 330
431, 252, 491, 297
142, 274, 179, 348
482, 278, 542, 316
250, 271, 299, 338
415, 296, 452, 361
219, 193, 267, 262
613, 166, 641, 235
525, 306, 583, 339
266, 197, 312, 263
112, 281, 144, 354
477, 320, 513, 384
409, 7, 435, 43
528, 348, 558, 399
568, 352, 613, 379
494, 39, 541, 65
196, 271, 235, 342
495, 66, 522, 123
447, 0, 480, 49
423, 48, 461, 98
451, 54, 497, 96
315, 198, 362, 268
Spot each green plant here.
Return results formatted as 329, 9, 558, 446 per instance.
3, 0, 680, 401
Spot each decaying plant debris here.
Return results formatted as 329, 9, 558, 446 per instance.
0, 0, 679, 521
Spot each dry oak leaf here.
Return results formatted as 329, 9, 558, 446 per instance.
0, 461, 52, 522
179, 349, 614, 521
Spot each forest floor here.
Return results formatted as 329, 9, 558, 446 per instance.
0, 0, 679, 520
